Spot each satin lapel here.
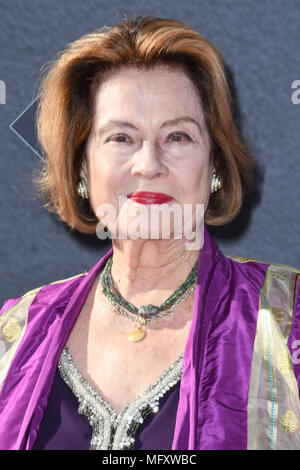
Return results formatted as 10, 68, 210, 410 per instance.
25, 247, 114, 450
172, 225, 223, 449
172, 226, 269, 450
0, 248, 113, 450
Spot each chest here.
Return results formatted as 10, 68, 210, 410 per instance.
66, 291, 194, 414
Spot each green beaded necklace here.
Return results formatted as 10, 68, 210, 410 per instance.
100, 255, 199, 342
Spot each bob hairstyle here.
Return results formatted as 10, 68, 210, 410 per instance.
33, 15, 254, 233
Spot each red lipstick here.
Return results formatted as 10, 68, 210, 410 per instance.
127, 191, 173, 204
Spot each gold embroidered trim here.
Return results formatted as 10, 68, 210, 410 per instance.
277, 349, 293, 373
247, 263, 300, 449
279, 410, 299, 434
271, 306, 285, 324
2, 318, 21, 342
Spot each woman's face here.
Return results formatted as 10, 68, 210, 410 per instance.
84, 65, 213, 242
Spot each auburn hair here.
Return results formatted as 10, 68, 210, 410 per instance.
32, 15, 254, 233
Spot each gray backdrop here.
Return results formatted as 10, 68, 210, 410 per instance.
0, 0, 299, 306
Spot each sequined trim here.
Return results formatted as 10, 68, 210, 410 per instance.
58, 347, 183, 450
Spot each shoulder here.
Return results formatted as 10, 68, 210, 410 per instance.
225, 253, 300, 322
225, 253, 299, 286
226, 253, 299, 273
225, 253, 300, 283
0, 270, 88, 325
0, 270, 89, 388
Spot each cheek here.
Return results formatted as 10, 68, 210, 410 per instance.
89, 157, 116, 191
88, 159, 128, 219
180, 159, 210, 195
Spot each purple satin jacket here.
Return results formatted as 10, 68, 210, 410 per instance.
0, 225, 299, 450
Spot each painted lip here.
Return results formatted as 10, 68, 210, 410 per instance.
127, 191, 174, 204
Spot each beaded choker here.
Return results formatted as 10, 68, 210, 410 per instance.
99, 255, 199, 342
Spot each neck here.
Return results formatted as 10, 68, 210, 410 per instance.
110, 238, 200, 307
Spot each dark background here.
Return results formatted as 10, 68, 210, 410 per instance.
0, 0, 299, 306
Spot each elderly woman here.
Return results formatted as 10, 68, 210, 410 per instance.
0, 15, 300, 451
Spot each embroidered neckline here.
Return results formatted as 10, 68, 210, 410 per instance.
58, 347, 183, 450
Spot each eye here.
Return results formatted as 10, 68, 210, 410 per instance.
105, 133, 131, 143
167, 132, 192, 143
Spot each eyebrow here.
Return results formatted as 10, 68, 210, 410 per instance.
97, 116, 204, 137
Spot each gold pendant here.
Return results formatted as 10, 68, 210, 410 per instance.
128, 327, 145, 342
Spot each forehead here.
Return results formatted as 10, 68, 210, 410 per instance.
92, 65, 204, 119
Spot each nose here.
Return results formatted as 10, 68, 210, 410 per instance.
130, 141, 168, 179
